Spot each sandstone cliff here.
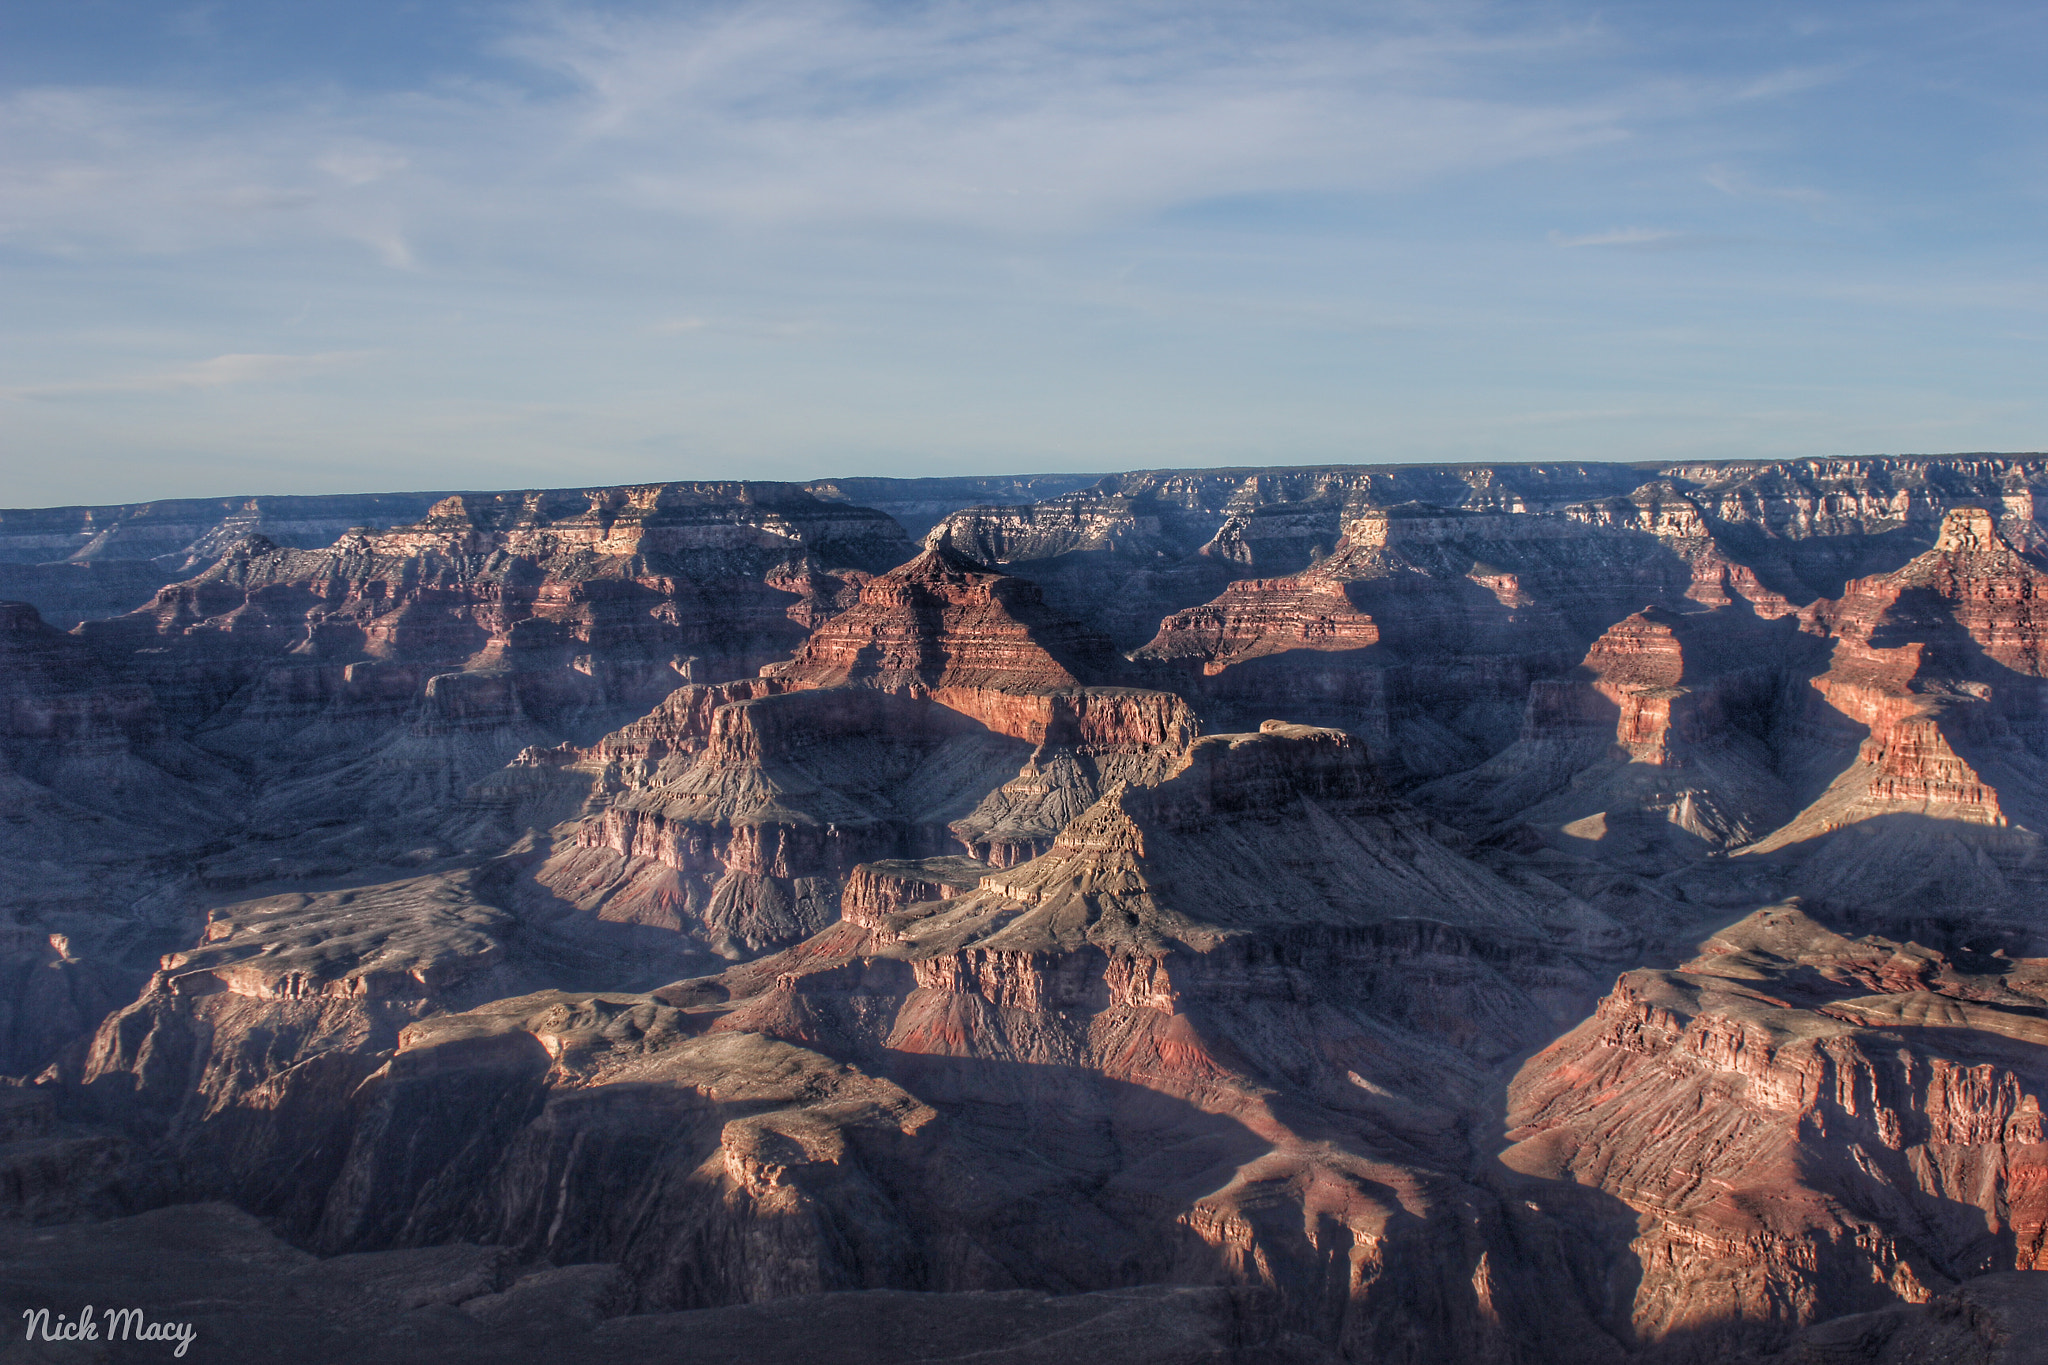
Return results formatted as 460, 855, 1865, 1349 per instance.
1413, 604, 1821, 868
1506, 901, 2048, 1358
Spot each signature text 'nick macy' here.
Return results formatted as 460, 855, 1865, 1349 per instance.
23, 1306, 197, 1357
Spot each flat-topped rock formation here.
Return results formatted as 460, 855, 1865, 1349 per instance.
1135, 576, 1380, 675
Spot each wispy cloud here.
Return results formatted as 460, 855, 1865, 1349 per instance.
1704, 163, 1828, 208
1550, 227, 1683, 248
647, 314, 819, 339
1729, 64, 1853, 102
5, 352, 365, 399
0, 2, 1652, 262
509, 1, 1637, 231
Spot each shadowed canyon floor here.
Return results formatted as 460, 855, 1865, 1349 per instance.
3, 459, 2048, 1362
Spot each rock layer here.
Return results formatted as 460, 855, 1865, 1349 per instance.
1507, 902, 2048, 1357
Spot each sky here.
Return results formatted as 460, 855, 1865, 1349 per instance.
5, 0, 2048, 506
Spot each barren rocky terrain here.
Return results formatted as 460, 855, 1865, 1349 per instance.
4, 457, 2048, 1362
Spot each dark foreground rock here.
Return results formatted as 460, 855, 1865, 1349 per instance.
0, 1202, 1333, 1364
1771, 1271, 2048, 1364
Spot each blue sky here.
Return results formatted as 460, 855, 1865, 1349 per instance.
4, 1, 2048, 505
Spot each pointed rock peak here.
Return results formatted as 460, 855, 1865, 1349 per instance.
223, 533, 281, 558
1050, 781, 1146, 856
764, 539, 1116, 702
901, 542, 998, 578
1932, 506, 2006, 555
1581, 608, 1688, 689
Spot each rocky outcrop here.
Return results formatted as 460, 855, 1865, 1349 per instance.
100, 483, 914, 709
1506, 901, 2048, 1358
500, 541, 1204, 960
923, 464, 1655, 651
72, 866, 641, 1225
39, 486, 923, 887
0, 601, 239, 834
550, 686, 1018, 954
206, 722, 1633, 1363
802, 472, 1107, 540
763, 545, 1120, 729
0, 478, 1100, 631
924, 456, 2048, 670
1771, 1271, 2048, 1364
1124, 494, 1789, 772
1730, 508, 2048, 916
0, 601, 244, 1074
839, 858, 989, 929
1135, 577, 1379, 675
536, 677, 1199, 954
870, 720, 1613, 955
0, 491, 456, 570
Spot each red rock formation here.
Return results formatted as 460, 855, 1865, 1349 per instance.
763, 545, 1119, 737
36, 486, 922, 889
1505, 901, 2048, 1355
1740, 508, 2048, 896
1124, 494, 1800, 773
1134, 576, 1378, 675
1414, 604, 1814, 860
838, 858, 988, 930
187, 721, 1635, 1362
533, 678, 1199, 955
111, 485, 909, 705
490, 537, 1200, 962
36, 459, 2048, 1365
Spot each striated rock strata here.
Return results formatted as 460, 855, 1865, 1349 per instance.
1507, 901, 2048, 1358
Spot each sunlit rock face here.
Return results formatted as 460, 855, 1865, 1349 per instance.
16, 458, 2048, 1365
1506, 902, 2048, 1356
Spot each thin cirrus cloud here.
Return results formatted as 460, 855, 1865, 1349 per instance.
1550, 227, 1684, 248
5, 352, 365, 400
510, 1, 1639, 232
0, 2, 1650, 260
0, 87, 429, 266
1703, 163, 1828, 210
